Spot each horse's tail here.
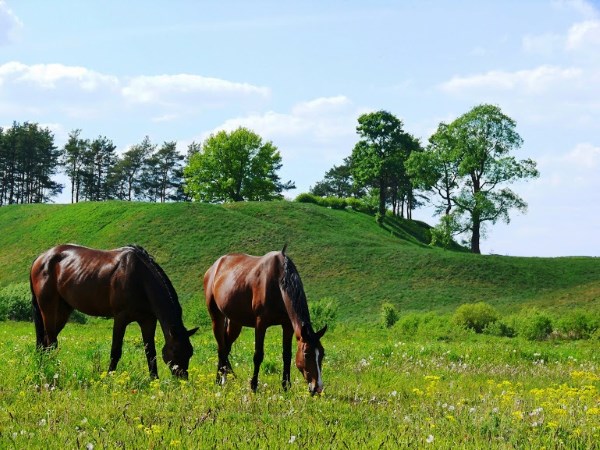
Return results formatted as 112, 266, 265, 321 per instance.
279, 249, 310, 325
30, 271, 45, 348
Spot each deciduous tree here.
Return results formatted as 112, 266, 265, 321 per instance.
183, 127, 295, 202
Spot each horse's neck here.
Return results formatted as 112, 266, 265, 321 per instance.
282, 293, 309, 339
157, 317, 185, 344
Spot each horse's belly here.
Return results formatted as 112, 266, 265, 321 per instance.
60, 286, 114, 317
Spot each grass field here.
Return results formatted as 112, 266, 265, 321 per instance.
1, 201, 599, 448
1, 201, 599, 321
0, 321, 598, 449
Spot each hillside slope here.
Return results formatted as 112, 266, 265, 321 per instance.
1, 201, 599, 322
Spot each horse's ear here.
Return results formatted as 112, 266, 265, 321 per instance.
188, 327, 199, 337
316, 324, 327, 339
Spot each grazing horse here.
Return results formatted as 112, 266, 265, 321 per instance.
204, 245, 326, 394
30, 244, 198, 379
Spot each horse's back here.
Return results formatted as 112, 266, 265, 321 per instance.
31, 244, 139, 317
205, 251, 285, 326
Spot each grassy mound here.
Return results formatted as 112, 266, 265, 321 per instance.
1, 201, 598, 322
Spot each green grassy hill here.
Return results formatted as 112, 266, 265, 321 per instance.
1, 201, 599, 322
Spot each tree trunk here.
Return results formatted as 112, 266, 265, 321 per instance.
471, 211, 481, 254
378, 176, 386, 218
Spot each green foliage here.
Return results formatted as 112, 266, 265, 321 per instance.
183, 127, 294, 202
396, 312, 422, 335
0, 282, 87, 323
0, 282, 32, 321
555, 310, 599, 340
429, 213, 461, 249
482, 320, 516, 338
516, 310, 553, 341
453, 302, 499, 333
351, 110, 418, 217
408, 104, 539, 253
380, 302, 399, 328
309, 297, 338, 332
294, 193, 376, 215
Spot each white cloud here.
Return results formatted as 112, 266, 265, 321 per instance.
566, 19, 600, 50
0, 61, 119, 91
0, 1, 22, 45
121, 74, 270, 106
291, 95, 350, 116
439, 65, 583, 95
209, 96, 357, 149
0, 61, 272, 119
561, 142, 600, 168
193, 96, 363, 193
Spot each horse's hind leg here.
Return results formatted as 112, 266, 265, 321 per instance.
208, 303, 229, 384
42, 299, 73, 349
224, 320, 242, 376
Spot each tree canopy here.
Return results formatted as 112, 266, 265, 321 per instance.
183, 127, 295, 203
407, 104, 539, 253
350, 110, 421, 220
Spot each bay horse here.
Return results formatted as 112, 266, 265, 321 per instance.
204, 245, 326, 394
30, 244, 198, 379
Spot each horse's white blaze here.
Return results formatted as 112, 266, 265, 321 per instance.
315, 349, 323, 390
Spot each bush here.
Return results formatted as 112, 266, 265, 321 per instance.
555, 310, 598, 340
295, 193, 320, 204
380, 302, 399, 328
295, 193, 376, 215
453, 302, 499, 333
516, 310, 553, 341
309, 297, 338, 332
0, 282, 87, 323
483, 320, 516, 338
396, 313, 421, 335
0, 282, 32, 321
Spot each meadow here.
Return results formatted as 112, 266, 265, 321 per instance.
0, 201, 599, 448
0, 320, 598, 449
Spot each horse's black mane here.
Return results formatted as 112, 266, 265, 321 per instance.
280, 249, 312, 330
126, 244, 181, 313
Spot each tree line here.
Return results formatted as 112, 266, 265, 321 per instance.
1, 103, 539, 253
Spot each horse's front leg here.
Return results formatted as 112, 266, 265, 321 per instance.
108, 316, 128, 373
282, 324, 293, 391
251, 322, 267, 392
139, 317, 158, 379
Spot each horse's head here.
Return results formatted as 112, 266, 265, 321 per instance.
296, 324, 327, 395
162, 327, 199, 379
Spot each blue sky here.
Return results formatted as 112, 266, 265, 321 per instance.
1, 0, 599, 257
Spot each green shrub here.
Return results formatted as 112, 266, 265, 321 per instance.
555, 310, 598, 340
397, 313, 421, 335
309, 297, 338, 332
483, 320, 515, 338
516, 310, 553, 341
0, 282, 32, 321
453, 302, 499, 333
0, 282, 87, 323
380, 302, 399, 328
295, 193, 320, 204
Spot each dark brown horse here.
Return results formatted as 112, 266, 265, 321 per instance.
30, 244, 198, 379
204, 245, 326, 394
